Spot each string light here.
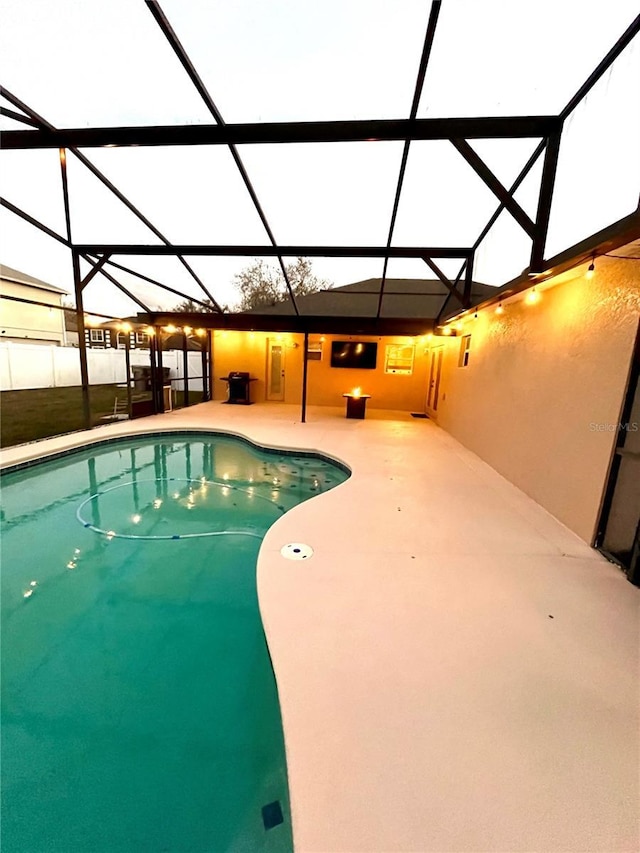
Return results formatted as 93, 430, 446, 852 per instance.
526, 287, 540, 305
495, 303, 504, 315
586, 256, 596, 280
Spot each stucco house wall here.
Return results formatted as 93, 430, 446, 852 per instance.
433, 254, 640, 543
212, 330, 431, 411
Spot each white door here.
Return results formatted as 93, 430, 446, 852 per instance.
266, 339, 285, 401
426, 346, 443, 415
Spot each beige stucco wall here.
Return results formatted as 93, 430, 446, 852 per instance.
434, 255, 640, 543
0, 279, 66, 345
212, 330, 431, 411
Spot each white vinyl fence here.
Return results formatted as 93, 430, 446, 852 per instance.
0, 343, 204, 392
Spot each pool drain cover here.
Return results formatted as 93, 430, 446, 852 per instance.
280, 542, 313, 561
261, 800, 284, 830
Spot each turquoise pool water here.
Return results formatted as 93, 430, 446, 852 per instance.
1, 432, 349, 853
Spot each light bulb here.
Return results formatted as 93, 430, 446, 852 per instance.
495, 303, 504, 315
526, 288, 540, 305
586, 260, 595, 280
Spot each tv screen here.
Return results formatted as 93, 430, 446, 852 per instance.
330, 341, 378, 369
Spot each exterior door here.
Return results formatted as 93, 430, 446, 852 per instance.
426, 346, 443, 415
266, 339, 285, 401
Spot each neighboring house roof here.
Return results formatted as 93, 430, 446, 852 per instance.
244, 278, 497, 319
0, 264, 68, 295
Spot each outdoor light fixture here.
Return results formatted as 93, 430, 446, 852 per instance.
526, 287, 540, 305
473, 312, 478, 320
441, 326, 453, 336
145, 326, 155, 336
495, 303, 504, 315
183, 326, 192, 335
454, 321, 464, 332
586, 257, 596, 279
195, 328, 205, 337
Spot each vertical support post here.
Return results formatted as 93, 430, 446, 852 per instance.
155, 326, 165, 413
201, 335, 209, 402
208, 331, 214, 401
301, 332, 309, 424
182, 331, 190, 408
124, 332, 132, 418
463, 252, 474, 307
72, 249, 91, 429
530, 130, 562, 273
149, 328, 158, 412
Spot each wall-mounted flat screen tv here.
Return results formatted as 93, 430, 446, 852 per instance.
330, 341, 378, 369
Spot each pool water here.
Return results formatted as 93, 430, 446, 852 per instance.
0, 432, 349, 853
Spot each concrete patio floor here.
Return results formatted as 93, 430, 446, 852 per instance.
2, 401, 638, 852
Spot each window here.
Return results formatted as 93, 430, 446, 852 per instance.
459, 335, 471, 367
136, 332, 150, 347
90, 329, 104, 343
384, 343, 414, 375
307, 335, 324, 361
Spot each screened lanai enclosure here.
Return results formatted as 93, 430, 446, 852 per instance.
1, 0, 639, 426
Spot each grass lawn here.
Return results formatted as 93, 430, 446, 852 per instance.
1, 385, 204, 448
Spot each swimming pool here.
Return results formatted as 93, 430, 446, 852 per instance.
1, 431, 349, 853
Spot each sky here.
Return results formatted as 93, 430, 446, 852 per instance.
1, 0, 638, 317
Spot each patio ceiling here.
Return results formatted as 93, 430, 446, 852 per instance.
1, 1, 639, 322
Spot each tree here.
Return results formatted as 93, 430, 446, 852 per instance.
172, 297, 222, 313
233, 258, 331, 311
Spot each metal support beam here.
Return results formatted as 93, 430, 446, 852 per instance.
0, 197, 69, 245
72, 249, 91, 429
463, 252, 474, 306
0, 106, 40, 127
376, 0, 442, 319
124, 334, 133, 419
301, 331, 309, 424
145, 0, 299, 315
0, 116, 561, 150
560, 14, 640, 119
59, 148, 73, 243
84, 262, 152, 313
472, 140, 546, 251
435, 262, 467, 325
137, 311, 436, 336
151, 327, 165, 413
74, 243, 472, 259
422, 257, 466, 306
451, 138, 535, 237
200, 336, 209, 402
530, 131, 562, 273
0, 87, 222, 312
182, 331, 189, 408
87, 256, 214, 311
79, 254, 110, 289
